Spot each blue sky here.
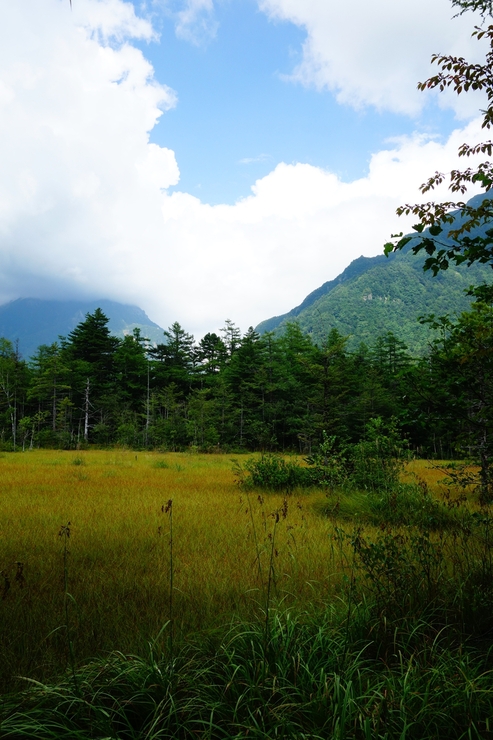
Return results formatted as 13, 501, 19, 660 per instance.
138, 0, 461, 205
0, 0, 487, 336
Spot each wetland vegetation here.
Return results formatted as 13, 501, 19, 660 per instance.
1, 450, 493, 738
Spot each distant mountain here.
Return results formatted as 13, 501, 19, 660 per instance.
256, 195, 493, 355
0, 298, 165, 359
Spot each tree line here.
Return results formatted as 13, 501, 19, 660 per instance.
0, 303, 492, 465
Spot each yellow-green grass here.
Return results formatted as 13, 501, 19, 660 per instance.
0, 451, 477, 691
0, 450, 339, 690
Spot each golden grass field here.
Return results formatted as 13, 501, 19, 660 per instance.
0, 450, 476, 691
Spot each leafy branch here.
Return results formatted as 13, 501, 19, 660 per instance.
385, 20, 493, 276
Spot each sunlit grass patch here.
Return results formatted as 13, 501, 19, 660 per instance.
0, 450, 347, 691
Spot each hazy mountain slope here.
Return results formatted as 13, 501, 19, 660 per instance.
0, 298, 165, 359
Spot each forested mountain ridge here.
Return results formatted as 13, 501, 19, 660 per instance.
256, 195, 493, 354
0, 298, 164, 359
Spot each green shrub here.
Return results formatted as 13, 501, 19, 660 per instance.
304, 431, 349, 488
351, 519, 493, 639
235, 454, 312, 491
236, 420, 409, 495
350, 417, 408, 492
321, 482, 460, 530
353, 529, 445, 614
368, 483, 458, 529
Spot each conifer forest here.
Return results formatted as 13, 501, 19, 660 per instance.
1, 302, 492, 470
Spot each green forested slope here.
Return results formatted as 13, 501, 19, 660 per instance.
257, 246, 492, 354
257, 194, 493, 353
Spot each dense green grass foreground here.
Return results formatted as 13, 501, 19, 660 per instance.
2, 611, 493, 740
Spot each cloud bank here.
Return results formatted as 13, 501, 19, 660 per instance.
0, 0, 488, 339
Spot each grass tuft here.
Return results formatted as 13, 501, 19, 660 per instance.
2, 612, 493, 739
152, 459, 169, 469
71, 457, 86, 467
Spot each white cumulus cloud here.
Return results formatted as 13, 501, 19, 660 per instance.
149, 119, 485, 335
0, 0, 177, 303
258, 0, 488, 117
0, 0, 488, 342
163, 0, 218, 45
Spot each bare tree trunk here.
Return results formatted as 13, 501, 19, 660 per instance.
11, 393, 16, 451
84, 378, 90, 442
145, 362, 150, 447
52, 375, 57, 431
